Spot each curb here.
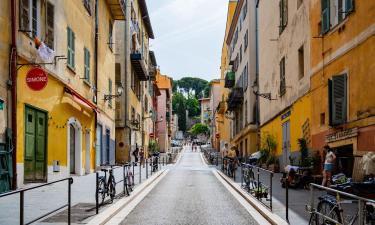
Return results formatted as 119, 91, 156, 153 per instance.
87, 169, 168, 225
215, 170, 288, 225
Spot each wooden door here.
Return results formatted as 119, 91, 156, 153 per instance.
24, 106, 47, 182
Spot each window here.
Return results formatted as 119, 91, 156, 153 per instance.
328, 74, 347, 126
45, 2, 54, 49
83, 0, 91, 15
243, 0, 248, 20
67, 27, 75, 69
279, 57, 286, 96
108, 20, 113, 50
243, 64, 248, 91
144, 96, 148, 112
279, 0, 288, 34
321, 0, 354, 34
108, 79, 113, 108
84, 48, 90, 82
244, 30, 248, 51
20, 0, 40, 38
298, 45, 304, 79
244, 101, 248, 125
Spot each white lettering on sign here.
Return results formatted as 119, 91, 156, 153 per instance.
325, 127, 358, 143
26, 77, 48, 82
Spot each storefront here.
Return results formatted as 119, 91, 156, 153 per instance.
17, 65, 96, 186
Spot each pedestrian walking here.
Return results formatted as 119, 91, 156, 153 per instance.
133, 147, 139, 164
322, 145, 336, 186
139, 147, 145, 167
221, 143, 229, 158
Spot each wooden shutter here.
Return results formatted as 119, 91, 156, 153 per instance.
283, 0, 288, 28
330, 74, 347, 125
109, 79, 113, 107
20, 0, 30, 30
321, 0, 330, 34
72, 31, 75, 68
280, 57, 286, 96
46, 2, 54, 49
279, 0, 283, 34
67, 27, 71, 66
84, 48, 90, 81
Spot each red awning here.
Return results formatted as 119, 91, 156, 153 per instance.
64, 87, 98, 113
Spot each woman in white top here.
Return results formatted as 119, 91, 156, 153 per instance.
322, 145, 336, 186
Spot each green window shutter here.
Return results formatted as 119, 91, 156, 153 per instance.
72, 31, 75, 68
84, 48, 90, 82
321, 0, 330, 34
46, 2, 54, 49
331, 74, 347, 125
67, 27, 71, 66
20, 0, 30, 31
345, 0, 354, 14
328, 79, 333, 126
279, 0, 283, 34
109, 79, 112, 107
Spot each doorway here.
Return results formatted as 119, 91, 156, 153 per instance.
96, 124, 102, 167
282, 120, 291, 168
103, 129, 110, 165
333, 144, 354, 177
69, 125, 75, 174
85, 130, 90, 174
24, 106, 47, 182
67, 117, 82, 175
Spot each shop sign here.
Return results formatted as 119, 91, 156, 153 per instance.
150, 133, 154, 138
26, 67, 48, 91
281, 110, 291, 120
325, 127, 358, 143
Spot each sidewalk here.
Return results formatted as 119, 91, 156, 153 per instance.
0, 159, 173, 225
208, 155, 325, 225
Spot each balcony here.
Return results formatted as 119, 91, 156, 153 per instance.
130, 52, 148, 81
224, 71, 235, 88
106, 0, 126, 20
227, 87, 243, 111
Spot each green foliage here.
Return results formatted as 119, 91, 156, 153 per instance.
172, 93, 187, 132
186, 96, 200, 117
173, 77, 209, 99
258, 134, 278, 166
148, 140, 160, 155
298, 138, 311, 167
189, 123, 210, 136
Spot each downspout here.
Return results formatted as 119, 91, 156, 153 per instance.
255, 0, 260, 151
10, 0, 17, 190
124, 0, 131, 162
94, 0, 99, 166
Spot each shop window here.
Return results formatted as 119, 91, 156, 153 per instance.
328, 74, 347, 126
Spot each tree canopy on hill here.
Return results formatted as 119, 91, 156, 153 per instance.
189, 123, 210, 136
172, 77, 209, 99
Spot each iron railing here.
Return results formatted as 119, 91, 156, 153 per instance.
0, 177, 73, 225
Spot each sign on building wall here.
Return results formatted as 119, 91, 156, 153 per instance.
325, 127, 358, 143
26, 67, 48, 91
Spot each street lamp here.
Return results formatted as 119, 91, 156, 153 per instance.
252, 84, 276, 101
104, 83, 124, 101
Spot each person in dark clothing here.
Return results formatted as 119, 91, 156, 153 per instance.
133, 147, 139, 163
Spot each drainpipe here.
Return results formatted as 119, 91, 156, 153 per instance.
10, 0, 17, 190
94, 0, 99, 166
124, 0, 131, 162
255, 0, 260, 151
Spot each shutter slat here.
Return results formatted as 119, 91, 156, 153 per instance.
331, 74, 347, 125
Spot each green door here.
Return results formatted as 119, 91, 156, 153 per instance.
24, 106, 47, 182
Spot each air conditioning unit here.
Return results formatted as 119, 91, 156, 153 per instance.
53, 160, 60, 172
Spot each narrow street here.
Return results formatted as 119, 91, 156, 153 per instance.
119, 146, 263, 225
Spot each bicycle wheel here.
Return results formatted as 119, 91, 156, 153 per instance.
97, 178, 106, 205
315, 200, 342, 225
109, 178, 116, 202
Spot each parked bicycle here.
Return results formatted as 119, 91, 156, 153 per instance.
123, 163, 134, 196
223, 157, 236, 178
307, 182, 375, 225
97, 167, 116, 205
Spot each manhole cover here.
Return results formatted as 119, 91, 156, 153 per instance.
42, 203, 96, 223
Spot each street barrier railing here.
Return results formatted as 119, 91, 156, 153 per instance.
0, 177, 73, 225
240, 163, 274, 211
306, 183, 375, 225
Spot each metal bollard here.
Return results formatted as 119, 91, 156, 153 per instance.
139, 161, 141, 184
123, 165, 126, 196
257, 168, 260, 200
146, 158, 148, 179
132, 163, 135, 185
270, 173, 273, 211
95, 172, 99, 214
68, 178, 72, 225
20, 191, 24, 225
286, 178, 289, 223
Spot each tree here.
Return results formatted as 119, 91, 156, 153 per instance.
190, 123, 210, 136
186, 96, 200, 117
172, 92, 187, 132
173, 77, 209, 99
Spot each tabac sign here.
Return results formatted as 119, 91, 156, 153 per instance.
325, 127, 358, 143
26, 67, 48, 91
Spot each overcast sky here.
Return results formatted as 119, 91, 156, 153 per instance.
146, 0, 229, 81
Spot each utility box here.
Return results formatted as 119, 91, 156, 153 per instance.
53, 160, 60, 172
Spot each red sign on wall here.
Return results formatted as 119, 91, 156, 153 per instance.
26, 67, 48, 91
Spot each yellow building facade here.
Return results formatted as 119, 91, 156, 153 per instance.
15, 0, 123, 186
217, 0, 237, 151
310, 0, 375, 179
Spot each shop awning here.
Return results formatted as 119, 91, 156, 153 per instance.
64, 87, 98, 113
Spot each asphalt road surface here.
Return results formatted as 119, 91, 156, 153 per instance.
120, 146, 260, 225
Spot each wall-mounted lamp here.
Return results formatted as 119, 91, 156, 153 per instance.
252, 84, 277, 101
104, 83, 124, 101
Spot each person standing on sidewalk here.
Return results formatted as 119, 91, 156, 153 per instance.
133, 147, 139, 164
139, 147, 145, 167
322, 145, 336, 186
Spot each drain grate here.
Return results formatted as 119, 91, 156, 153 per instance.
42, 203, 96, 223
